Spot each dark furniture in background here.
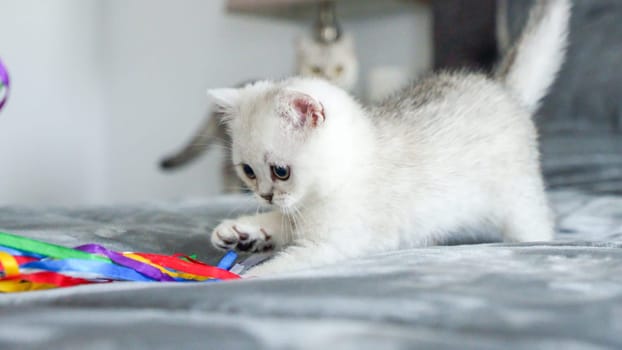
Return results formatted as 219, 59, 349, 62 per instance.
432, 0, 498, 71
433, 0, 622, 193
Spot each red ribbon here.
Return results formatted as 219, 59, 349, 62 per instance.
135, 253, 240, 280
2, 271, 102, 287
14, 256, 38, 265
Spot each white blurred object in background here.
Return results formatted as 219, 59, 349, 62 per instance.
0, 0, 430, 205
366, 65, 413, 103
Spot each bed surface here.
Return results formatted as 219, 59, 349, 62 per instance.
3, 1, 622, 347
1, 186, 621, 350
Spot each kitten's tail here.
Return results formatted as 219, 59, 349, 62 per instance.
160, 111, 225, 170
494, 0, 571, 113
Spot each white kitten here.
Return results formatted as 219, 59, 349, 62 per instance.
160, 34, 359, 189
296, 34, 358, 92
209, 0, 571, 276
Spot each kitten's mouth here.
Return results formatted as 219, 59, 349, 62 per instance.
271, 196, 294, 210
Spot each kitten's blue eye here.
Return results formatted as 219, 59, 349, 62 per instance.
242, 164, 255, 179
271, 165, 290, 181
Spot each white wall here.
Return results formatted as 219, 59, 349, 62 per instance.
0, 0, 430, 206
101, 0, 304, 204
347, 8, 431, 100
0, 0, 107, 205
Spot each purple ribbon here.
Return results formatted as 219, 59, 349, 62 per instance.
74, 244, 175, 282
0, 58, 9, 110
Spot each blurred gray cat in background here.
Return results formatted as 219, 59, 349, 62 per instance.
160, 34, 358, 192
296, 34, 358, 92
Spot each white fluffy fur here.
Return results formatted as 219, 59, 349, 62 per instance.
208, 0, 571, 276
495, 0, 571, 112
296, 34, 359, 92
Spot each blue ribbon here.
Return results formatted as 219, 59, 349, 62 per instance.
21, 259, 155, 282
216, 251, 238, 270
0, 245, 45, 258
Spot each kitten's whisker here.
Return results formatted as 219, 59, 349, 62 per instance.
280, 208, 286, 245
224, 197, 252, 221
282, 208, 292, 243
289, 206, 306, 241
223, 186, 249, 191
285, 208, 299, 243
292, 205, 307, 229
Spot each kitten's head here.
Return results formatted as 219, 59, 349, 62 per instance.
296, 34, 358, 92
208, 79, 354, 210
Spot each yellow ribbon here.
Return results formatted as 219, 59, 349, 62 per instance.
122, 253, 210, 281
0, 251, 19, 277
0, 280, 56, 293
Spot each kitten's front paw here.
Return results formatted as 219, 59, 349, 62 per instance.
211, 220, 274, 253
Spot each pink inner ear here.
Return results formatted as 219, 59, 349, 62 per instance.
292, 96, 324, 127
293, 98, 311, 116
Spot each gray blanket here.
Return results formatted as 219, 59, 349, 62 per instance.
3, 1, 622, 347
1, 188, 621, 350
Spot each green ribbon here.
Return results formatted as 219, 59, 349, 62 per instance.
0, 231, 111, 262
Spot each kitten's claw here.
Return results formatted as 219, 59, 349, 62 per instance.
211, 221, 274, 253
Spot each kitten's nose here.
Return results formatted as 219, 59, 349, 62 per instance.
260, 193, 273, 203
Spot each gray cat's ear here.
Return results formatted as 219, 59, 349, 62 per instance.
207, 88, 240, 116
279, 91, 325, 129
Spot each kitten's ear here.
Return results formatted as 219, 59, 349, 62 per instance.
207, 88, 240, 116
279, 91, 325, 129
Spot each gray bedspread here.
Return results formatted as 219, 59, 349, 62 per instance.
2, 1, 622, 347
1, 186, 621, 350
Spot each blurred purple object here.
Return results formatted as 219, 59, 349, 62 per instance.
0, 58, 9, 110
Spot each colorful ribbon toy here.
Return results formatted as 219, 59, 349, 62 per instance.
0, 58, 9, 110
0, 231, 240, 293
